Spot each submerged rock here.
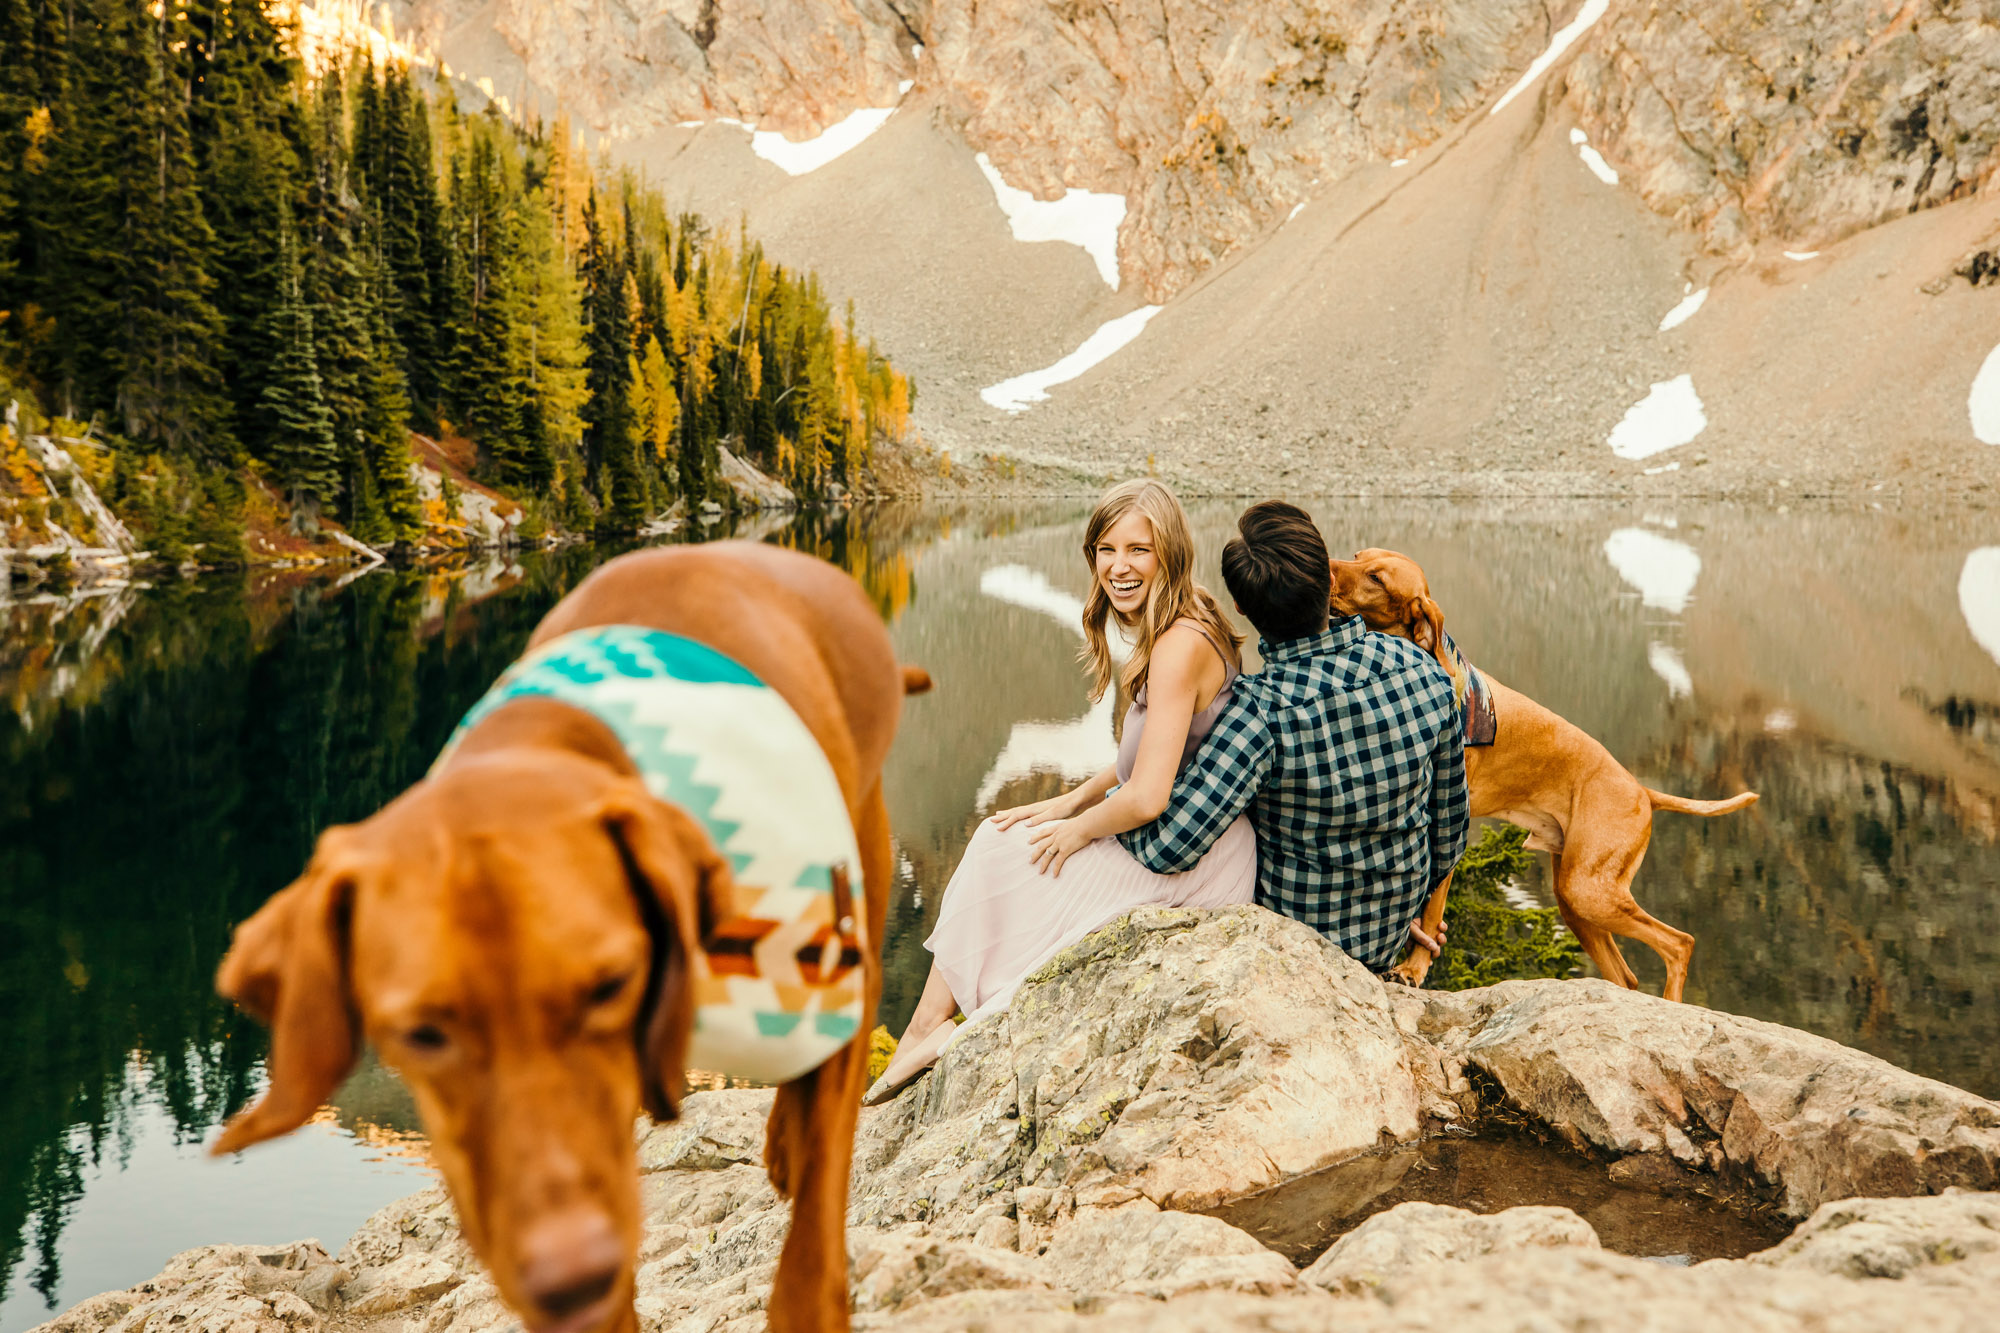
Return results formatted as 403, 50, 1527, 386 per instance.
36, 905, 2000, 1333
1301, 1200, 1601, 1295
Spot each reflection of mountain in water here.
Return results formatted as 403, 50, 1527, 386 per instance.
1637, 708, 2000, 1098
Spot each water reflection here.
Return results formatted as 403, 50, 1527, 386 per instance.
2, 498, 1996, 1330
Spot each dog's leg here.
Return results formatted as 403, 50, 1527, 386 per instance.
1607, 902, 1695, 1002
763, 786, 894, 1332
1551, 851, 1640, 990
1386, 873, 1453, 987
765, 1039, 864, 1332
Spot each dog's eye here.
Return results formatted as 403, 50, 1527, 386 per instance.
1368, 570, 1387, 586
404, 1024, 449, 1053
587, 974, 631, 1007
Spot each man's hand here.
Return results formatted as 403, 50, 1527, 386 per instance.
1410, 916, 1449, 958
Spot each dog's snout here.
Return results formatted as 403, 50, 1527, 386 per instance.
519, 1210, 622, 1329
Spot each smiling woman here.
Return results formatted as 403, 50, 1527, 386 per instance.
867, 481, 1256, 1103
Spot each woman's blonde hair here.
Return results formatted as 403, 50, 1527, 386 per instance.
1080, 479, 1244, 701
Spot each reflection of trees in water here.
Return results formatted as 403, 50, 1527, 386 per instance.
0, 562, 583, 1313
1637, 709, 2000, 1098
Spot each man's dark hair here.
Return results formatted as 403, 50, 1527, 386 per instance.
1221, 501, 1331, 642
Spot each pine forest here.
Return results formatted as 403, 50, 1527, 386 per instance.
0, 0, 916, 562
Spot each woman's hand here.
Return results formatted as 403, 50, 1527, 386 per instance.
990, 794, 1072, 830
1027, 818, 1095, 878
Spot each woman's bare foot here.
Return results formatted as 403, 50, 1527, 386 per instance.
863, 1019, 959, 1104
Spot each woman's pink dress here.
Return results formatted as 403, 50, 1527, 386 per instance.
926, 648, 1258, 1028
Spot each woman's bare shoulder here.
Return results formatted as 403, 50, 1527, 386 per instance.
1150, 621, 1222, 686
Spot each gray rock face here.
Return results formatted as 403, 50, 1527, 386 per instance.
715, 444, 797, 509
466, 0, 921, 139
1301, 1200, 1600, 1294
1417, 978, 2000, 1217
411, 0, 1560, 299
406, 0, 2000, 302
36, 905, 2000, 1333
1565, 0, 2000, 260
922, 0, 1556, 299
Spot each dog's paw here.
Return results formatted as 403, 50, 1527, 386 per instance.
1382, 956, 1432, 989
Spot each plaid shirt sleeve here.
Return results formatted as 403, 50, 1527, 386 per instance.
1426, 686, 1470, 885
1117, 691, 1275, 873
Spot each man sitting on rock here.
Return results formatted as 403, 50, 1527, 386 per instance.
1119, 500, 1468, 976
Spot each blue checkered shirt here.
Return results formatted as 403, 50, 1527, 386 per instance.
1118, 617, 1470, 971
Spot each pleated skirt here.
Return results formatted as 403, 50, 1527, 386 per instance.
926, 813, 1258, 1029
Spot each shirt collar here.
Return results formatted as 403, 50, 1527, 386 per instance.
1259, 616, 1364, 664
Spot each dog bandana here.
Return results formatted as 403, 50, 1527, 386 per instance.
1438, 630, 1498, 747
434, 625, 866, 1086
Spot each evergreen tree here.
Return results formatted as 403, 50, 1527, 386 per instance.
379, 66, 445, 419
41, 0, 148, 419
193, 0, 302, 459
357, 246, 422, 542
579, 188, 641, 526
259, 202, 338, 516
455, 123, 533, 478
0, 0, 37, 325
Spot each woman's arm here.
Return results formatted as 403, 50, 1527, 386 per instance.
1028, 628, 1218, 874
990, 764, 1117, 830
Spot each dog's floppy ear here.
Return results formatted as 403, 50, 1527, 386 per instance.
602, 787, 734, 1121
212, 835, 364, 1155
1409, 595, 1449, 665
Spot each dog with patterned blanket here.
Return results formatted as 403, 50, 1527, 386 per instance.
210, 542, 927, 1333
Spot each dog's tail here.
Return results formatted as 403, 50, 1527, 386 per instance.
1647, 788, 1759, 817
901, 665, 933, 696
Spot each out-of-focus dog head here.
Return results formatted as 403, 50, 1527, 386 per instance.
1328, 547, 1447, 663
212, 750, 733, 1333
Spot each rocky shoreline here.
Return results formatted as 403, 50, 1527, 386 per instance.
34, 906, 2000, 1333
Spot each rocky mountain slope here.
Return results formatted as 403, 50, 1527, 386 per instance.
34, 906, 2000, 1333
387, 0, 2000, 500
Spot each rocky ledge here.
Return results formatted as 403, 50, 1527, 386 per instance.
38, 907, 2000, 1332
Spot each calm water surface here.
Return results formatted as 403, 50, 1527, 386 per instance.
3, 500, 1996, 1330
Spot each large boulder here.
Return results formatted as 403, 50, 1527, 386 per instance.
1417, 979, 2000, 1217
850, 906, 1423, 1245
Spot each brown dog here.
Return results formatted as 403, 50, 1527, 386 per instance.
210, 542, 926, 1333
1329, 548, 1756, 1002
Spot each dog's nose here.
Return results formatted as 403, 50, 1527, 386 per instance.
518, 1210, 622, 1329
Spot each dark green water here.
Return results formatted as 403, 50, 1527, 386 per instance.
3, 499, 1997, 1330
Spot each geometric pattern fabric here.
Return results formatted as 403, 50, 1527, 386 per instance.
434, 625, 866, 1084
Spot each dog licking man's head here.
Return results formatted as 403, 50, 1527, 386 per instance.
212, 747, 731, 1333
1328, 547, 1447, 662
